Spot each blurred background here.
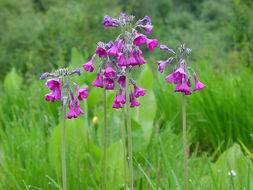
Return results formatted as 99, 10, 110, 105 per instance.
0, 0, 253, 189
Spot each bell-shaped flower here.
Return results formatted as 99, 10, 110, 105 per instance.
174, 80, 182, 92
70, 68, 81, 76
133, 82, 146, 98
107, 45, 119, 57
92, 73, 104, 88
102, 15, 120, 29
104, 62, 116, 77
130, 93, 140, 108
105, 83, 115, 90
112, 101, 122, 109
173, 63, 186, 82
165, 72, 175, 83
134, 51, 146, 65
138, 24, 154, 34
118, 75, 126, 87
157, 57, 174, 73
115, 89, 126, 104
96, 46, 107, 58
83, 55, 95, 72
45, 79, 61, 91
118, 53, 127, 66
178, 79, 192, 95
127, 52, 138, 66
40, 72, 55, 80
117, 39, 124, 51
67, 106, 77, 119
159, 45, 176, 55
136, 16, 151, 25
193, 74, 206, 91
146, 38, 158, 51
133, 31, 147, 46
105, 41, 114, 50
74, 84, 89, 101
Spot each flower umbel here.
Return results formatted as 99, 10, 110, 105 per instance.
40, 68, 89, 119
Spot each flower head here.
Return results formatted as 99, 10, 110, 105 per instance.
102, 15, 120, 29
96, 46, 107, 58
83, 54, 96, 72
146, 38, 158, 51
193, 74, 206, 91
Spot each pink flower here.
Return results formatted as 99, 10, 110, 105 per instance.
45, 90, 61, 102
127, 52, 138, 66
96, 46, 107, 58
92, 73, 104, 88
83, 55, 95, 72
134, 51, 146, 65
165, 73, 175, 83
117, 39, 124, 51
133, 31, 147, 46
45, 79, 61, 91
107, 45, 119, 57
118, 53, 128, 66
112, 101, 122, 109
105, 83, 115, 90
40, 72, 55, 80
157, 57, 174, 73
133, 83, 146, 98
104, 77, 114, 84
130, 94, 140, 108
67, 107, 77, 119
115, 89, 126, 104
174, 80, 182, 92
75, 84, 89, 101
146, 38, 158, 51
104, 62, 116, 77
173, 63, 186, 82
193, 75, 206, 91
138, 24, 154, 34
178, 79, 192, 95
118, 75, 126, 87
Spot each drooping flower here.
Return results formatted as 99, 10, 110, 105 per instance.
112, 101, 122, 109
40, 72, 55, 80
146, 38, 158, 51
96, 46, 107, 58
75, 84, 89, 101
165, 73, 175, 83
115, 89, 126, 104
138, 24, 154, 34
104, 62, 116, 77
193, 74, 206, 91
118, 75, 126, 87
134, 51, 146, 65
92, 73, 104, 88
160, 45, 176, 55
102, 15, 120, 29
133, 31, 147, 46
130, 93, 140, 108
118, 53, 128, 66
83, 54, 96, 72
157, 57, 174, 73
107, 45, 119, 57
128, 52, 138, 66
136, 16, 151, 25
133, 82, 146, 98
178, 79, 192, 95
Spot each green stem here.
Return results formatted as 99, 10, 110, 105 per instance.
182, 94, 188, 190
102, 87, 107, 190
122, 106, 127, 190
126, 70, 134, 190
62, 105, 67, 190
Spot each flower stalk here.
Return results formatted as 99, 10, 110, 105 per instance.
62, 104, 67, 190
122, 105, 128, 190
126, 70, 134, 190
182, 93, 187, 190
102, 86, 107, 190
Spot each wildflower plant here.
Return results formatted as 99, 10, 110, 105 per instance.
40, 67, 89, 190
157, 44, 206, 190
83, 13, 158, 190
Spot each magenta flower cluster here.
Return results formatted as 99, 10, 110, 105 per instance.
83, 13, 158, 109
40, 68, 89, 119
157, 44, 206, 95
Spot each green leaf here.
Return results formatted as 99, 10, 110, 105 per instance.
4, 68, 23, 97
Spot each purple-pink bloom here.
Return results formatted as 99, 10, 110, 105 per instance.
96, 46, 107, 58
92, 73, 104, 88
104, 77, 114, 84
40, 72, 55, 80
127, 52, 138, 66
178, 79, 192, 95
157, 57, 174, 73
118, 53, 128, 66
105, 41, 114, 50
107, 45, 119, 57
174, 80, 182, 92
173, 63, 186, 82
45, 79, 61, 91
105, 83, 115, 90
133, 83, 146, 98
193, 75, 206, 91
130, 94, 140, 108
138, 24, 154, 34
116, 39, 124, 51
165, 73, 175, 83
120, 13, 127, 19
67, 107, 77, 119
118, 75, 126, 87
83, 55, 95, 72
115, 89, 126, 104
159, 45, 176, 55
102, 15, 120, 29
133, 31, 147, 46
112, 101, 122, 109
137, 16, 151, 25
134, 51, 146, 65
146, 38, 158, 51
75, 84, 89, 101
104, 62, 116, 77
